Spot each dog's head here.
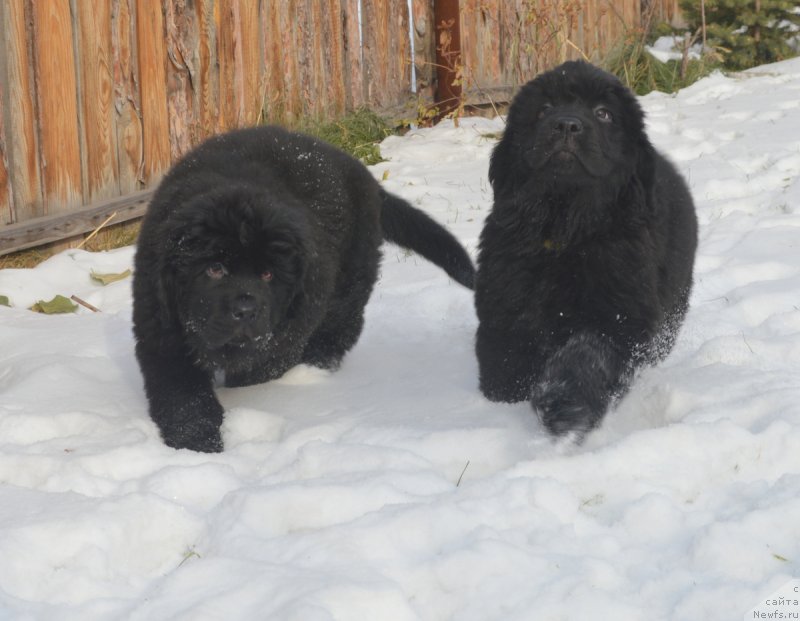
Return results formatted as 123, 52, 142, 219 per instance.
158, 186, 308, 358
490, 61, 655, 198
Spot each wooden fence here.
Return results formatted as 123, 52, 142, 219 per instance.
0, 0, 681, 255
456, 1, 643, 109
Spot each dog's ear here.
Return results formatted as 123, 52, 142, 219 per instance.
153, 226, 192, 326
635, 135, 657, 211
286, 282, 306, 320
615, 83, 657, 211
153, 217, 206, 326
488, 128, 516, 194
154, 265, 175, 326
267, 230, 308, 320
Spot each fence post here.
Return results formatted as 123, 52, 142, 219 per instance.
433, 0, 461, 118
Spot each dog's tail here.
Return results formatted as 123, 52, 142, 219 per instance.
379, 189, 475, 289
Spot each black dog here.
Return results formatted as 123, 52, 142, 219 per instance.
475, 61, 697, 438
133, 125, 474, 452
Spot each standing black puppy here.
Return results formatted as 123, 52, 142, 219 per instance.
475, 61, 697, 438
133, 125, 474, 452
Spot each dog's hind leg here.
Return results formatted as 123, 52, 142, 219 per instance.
301, 275, 375, 370
476, 324, 539, 403
532, 332, 632, 439
301, 306, 366, 370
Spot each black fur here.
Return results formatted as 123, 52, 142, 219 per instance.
475, 61, 698, 439
133, 125, 474, 452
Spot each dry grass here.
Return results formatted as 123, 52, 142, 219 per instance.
603, 31, 720, 96
0, 247, 54, 270
80, 220, 141, 253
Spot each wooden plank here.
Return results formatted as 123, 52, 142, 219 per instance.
164, 0, 200, 159
313, 0, 332, 120
112, 0, 145, 194
76, 0, 120, 202
135, 0, 171, 184
216, 0, 261, 129
342, 0, 365, 110
262, 2, 285, 122
263, 1, 349, 122
411, 0, 436, 101
277, 2, 306, 123
573, 5, 585, 59
602, 0, 616, 56
460, 0, 503, 91
433, 0, 461, 114
0, 78, 10, 224
0, 189, 152, 255
281, 2, 303, 122
0, 1, 43, 224
293, 0, 315, 119
656, 0, 685, 27
496, 0, 537, 85
566, 0, 584, 61
216, 0, 236, 129
217, 0, 260, 128
362, 0, 411, 111
196, 0, 220, 137
459, 0, 477, 86
31, 0, 82, 212
583, 0, 596, 60
496, 0, 518, 82
318, 0, 347, 120
495, 1, 514, 84
634, 0, 643, 30
238, 0, 262, 126
0, 3, 12, 224
604, 0, 620, 52
462, 85, 514, 107
310, 0, 327, 119
465, 0, 649, 87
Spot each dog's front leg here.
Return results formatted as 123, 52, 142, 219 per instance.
136, 347, 224, 452
532, 331, 632, 439
476, 324, 539, 403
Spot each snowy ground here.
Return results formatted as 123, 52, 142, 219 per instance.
647, 34, 702, 63
2, 58, 800, 621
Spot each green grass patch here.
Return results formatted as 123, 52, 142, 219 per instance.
294, 107, 395, 165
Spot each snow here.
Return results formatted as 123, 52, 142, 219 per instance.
2, 58, 800, 620
647, 34, 702, 63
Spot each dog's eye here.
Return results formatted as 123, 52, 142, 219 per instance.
538, 103, 553, 119
206, 263, 227, 279
260, 270, 274, 282
595, 107, 613, 123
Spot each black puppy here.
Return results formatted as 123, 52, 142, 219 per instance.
133, 125, 474, 452
475, 61, 697, 438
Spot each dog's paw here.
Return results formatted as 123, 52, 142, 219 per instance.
161, 421, 224, 453
479, 368, 533, 403
152, 398, 225, 453
531, 332, 629, 440
532, 379, 603, 440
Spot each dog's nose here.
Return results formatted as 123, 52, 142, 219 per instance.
554, 115, 583, 134
231, 295, 257, 322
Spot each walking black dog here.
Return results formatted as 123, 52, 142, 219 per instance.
475, 61, 698, 438
133, 126, 474, 452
